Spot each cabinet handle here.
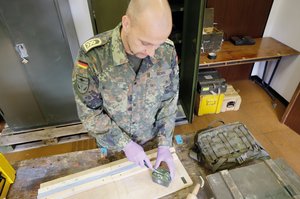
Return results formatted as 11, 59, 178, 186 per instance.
15, 43, 29, 64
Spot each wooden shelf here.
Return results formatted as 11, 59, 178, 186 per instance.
199, 37, 300, 69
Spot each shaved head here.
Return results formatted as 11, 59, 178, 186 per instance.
121, 0, 173, 58
126, 0, 172, 28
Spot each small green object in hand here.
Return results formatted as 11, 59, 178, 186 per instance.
152, 167, 171, 187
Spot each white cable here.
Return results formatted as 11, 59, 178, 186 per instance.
199, 175, 205, 188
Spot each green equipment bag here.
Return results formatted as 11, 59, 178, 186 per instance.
189, 121, 270, 172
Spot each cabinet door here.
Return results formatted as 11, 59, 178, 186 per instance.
0, 19, 46, 129
282, 83, 300, 134
0, 0, 79, 131
90, 0, 130, 34
180, 0, 206, 122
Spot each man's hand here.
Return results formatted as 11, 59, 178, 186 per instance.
123, 141, 153, 169
154, 146, 175, 179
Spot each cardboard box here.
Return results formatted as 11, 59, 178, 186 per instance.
201, 8, 224, 53
221, 85, 241, 112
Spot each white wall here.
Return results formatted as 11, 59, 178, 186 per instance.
68, 0, 94, 45
252, 0, 300, 102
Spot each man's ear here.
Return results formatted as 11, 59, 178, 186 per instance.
122, 15, 130, 33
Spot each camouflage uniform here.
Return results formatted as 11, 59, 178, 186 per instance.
72, 24, 179, 152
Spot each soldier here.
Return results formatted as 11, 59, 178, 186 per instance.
72, 0, 178, 179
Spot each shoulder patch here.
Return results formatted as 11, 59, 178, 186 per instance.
164, 38, 174, 47
76, 75, 89, 94
82, 38, 103, 53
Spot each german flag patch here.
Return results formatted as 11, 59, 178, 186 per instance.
77, 60, 88, 69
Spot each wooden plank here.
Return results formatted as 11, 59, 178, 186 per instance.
38, 148, 170, 192
0, 124, 87, 146
7, 133, 213, 199
39, 148, 161, 191
37, 147, 193, 199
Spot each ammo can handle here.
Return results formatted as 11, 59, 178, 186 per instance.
0, 173, 7, 196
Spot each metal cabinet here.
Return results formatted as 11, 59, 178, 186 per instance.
0, 0, 79, 131
179, 0, 206, 122
90, 0, 130, 34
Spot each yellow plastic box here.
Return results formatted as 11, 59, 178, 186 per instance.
195, 93, 224, 116
0, 153, 16, 198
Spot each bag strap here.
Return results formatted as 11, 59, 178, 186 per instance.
189, 145, 204, 163
207, 119, 225, 129
195, 120, 225, 135
212, 157, 227, 172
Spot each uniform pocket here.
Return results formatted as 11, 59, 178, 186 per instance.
102, 81, 129, 113
145, 69, 172, 106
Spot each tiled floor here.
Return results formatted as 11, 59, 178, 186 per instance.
3, 80, 300, 175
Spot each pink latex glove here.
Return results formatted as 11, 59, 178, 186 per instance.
123, 141, 153, 169
154, 146, 175, 179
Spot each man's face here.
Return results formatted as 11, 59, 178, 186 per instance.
125, 26, 164, 58
122, 16, 171, 59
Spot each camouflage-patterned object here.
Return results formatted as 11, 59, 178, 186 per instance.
190, 122, 270, 172
72, 24, 179, 152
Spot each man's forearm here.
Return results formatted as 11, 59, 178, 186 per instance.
155, 92, 178, 147
75, 96, 131, 151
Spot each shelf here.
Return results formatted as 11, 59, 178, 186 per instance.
169, 32, 182, 45
199, 37, 300, 68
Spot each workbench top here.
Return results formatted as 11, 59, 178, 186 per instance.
8, 133, 213, 199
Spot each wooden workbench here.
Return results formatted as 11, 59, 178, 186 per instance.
8, 133, 214, 199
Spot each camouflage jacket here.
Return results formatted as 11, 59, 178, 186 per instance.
72, 24, 179, 151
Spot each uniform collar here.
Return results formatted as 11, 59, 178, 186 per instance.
111, 23, 129, 66
150, 49, 161, 65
